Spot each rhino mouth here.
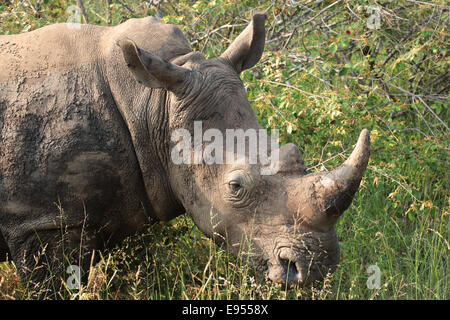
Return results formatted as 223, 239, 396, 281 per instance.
263, 240, 339, 288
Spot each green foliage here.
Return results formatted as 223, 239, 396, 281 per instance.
0, 0, 448, 300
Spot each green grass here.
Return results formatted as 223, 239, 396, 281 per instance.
0, 0, 448, 299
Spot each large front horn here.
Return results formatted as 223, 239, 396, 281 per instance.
289, 130, 370, 232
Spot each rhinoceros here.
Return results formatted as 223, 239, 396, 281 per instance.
0, 13, 370, 295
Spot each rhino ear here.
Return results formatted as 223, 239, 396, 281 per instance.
118, 39, 190, 91
220, 13, 266, 74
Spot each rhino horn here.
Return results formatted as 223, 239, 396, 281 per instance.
291, 130, 370, 232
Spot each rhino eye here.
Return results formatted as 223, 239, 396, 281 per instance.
228, 181, 242, 193
225, 170, 253, 202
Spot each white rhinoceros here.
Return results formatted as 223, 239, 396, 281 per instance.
0, 13, 370, 296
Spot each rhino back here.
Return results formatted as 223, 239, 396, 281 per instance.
0, 16, 191, 82
0, 22, 164, 246
0, 23, 105, 83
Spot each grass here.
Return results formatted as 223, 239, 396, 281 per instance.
0, 185, 447, 300
0, 0, 448, 299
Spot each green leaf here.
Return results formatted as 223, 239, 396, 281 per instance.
339, 67, 348, 76
330, 43, 337, 54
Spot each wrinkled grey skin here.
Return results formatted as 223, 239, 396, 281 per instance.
0, 14, 370, 295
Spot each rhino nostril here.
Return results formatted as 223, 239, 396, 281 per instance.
267, 250, 304, 286
278, 249, 303, 284
280, 257, 297, 270
279, 257, 298, 274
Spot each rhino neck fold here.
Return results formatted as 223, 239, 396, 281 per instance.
102, 63, 184, 222
138, 90, 185, 221
99, 19, 196, 221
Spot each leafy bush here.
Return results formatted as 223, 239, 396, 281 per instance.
0, 0, 448, 299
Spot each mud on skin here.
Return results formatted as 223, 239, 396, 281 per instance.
0, 14, 370, 296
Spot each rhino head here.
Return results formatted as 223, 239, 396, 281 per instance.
117, 14, 370, 287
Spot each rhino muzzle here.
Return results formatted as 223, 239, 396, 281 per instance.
267, 130, 370, 286
285, 129, 371, 232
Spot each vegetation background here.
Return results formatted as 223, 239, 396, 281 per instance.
0, 0, 448, 299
